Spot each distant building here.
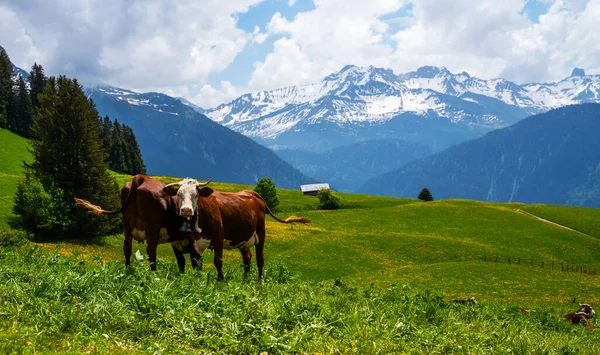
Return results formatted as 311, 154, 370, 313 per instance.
300, 183, 330, 196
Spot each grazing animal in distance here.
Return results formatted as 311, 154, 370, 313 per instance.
563, 304, 595, 327
162, 179, 311, 281
75, 174, 210, 272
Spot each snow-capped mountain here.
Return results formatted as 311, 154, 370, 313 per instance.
204, 65, 600, 152
84, 86, 315, 188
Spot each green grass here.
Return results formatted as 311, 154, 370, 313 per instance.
2, 127, 600, 351
0, 129, 32, 229
519, 203, 600, 239
0, 245, 598, 354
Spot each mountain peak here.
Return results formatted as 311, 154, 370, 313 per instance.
414, 65, 450, 78
323, 64, 396, 85
571, 68, 585, 77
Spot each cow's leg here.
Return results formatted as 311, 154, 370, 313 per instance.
255, 242, 265, 282
214, 245, 224, 281
189, 236, 202, 270
256, 219, 266, 282
123, 232, 132, 268
240, 247, 252, 279
172, 245, 186, 273
146, 232, 159, 271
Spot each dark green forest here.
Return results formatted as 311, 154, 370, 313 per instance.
0, 46, 145, 237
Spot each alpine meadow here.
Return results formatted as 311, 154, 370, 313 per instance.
2, 1, 600, 353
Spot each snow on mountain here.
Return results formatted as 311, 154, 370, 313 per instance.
90, 86, 183, 116
204, 65, 600, 145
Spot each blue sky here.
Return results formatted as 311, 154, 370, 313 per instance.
1, 0, 598, 107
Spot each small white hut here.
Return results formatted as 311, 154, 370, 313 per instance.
300, 183, 330, 196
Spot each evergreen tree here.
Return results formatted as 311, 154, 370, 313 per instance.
122, 125, 146, 174
418, 188, 434, 202
254, 177, 279, 211
28, 62, 47, 110
11, 75, 33, 137
0, 46, 14, 129
99, 115, 113, 154
97, 116, 147, 175
18, 75, 120, 237
109, 119, 128, 173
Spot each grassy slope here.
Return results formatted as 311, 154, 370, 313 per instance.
2, 129, 600, 306
0, 129, 31, 229
1, 248, 598, 354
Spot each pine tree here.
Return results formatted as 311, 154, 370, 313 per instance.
418, 188, 434, 202
21, 75, 120, 237
99, 115, 113, 154
11, 75, 33, 137
0, 46, 14, 129
109, 119, 128, 173
122, 125, 146, 174
28, 62, 47, 110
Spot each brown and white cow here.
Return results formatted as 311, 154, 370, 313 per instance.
163, 179, 311, 281
75, 175, 210, 272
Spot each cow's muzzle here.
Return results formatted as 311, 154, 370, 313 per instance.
180, 207, 193, 218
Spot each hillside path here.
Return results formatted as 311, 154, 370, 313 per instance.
515, 209, 597, 239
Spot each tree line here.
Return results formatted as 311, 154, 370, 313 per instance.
0, 46, 145, 237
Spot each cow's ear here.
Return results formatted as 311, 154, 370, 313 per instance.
163, 185, 179, 196
197, 187, 214, 197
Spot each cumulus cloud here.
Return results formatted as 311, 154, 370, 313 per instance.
249, 0, 407, 91
194, 81, 244, 108
0, 0, 262, 93
250, 0, 600, 92
2, 0, 599, 108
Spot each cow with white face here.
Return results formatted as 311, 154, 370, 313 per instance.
162, 180, 311, 281
163, 178, 212, 220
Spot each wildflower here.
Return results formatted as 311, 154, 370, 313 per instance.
45, 309, 50, 315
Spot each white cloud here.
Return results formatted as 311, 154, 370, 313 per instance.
250, 0, 600, 93
251, 0, 407, 90
0, 0, 262, 92
193, 81, 244, 108
3, 0, 599, 108
249, 37, 321, 90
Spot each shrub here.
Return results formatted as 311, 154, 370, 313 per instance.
13, 173, 72, 234
0, 229, 29, 247
418, 188, 434, 202
317, 188, 341, 210
254, 177, 280, 211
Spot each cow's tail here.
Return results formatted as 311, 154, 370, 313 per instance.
251, 191, 311, 224
74, 174, 141, 216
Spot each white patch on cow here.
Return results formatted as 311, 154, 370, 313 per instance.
158, 228, 169, 244
243, 231, 260, 249
193, 238, 211, 254
131, 228, 146, 243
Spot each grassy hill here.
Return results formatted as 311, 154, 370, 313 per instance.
0, 128, 31, 229
1, 127, 600, 352
2, 127, 600, 305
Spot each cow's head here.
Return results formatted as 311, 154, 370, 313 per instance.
163, 178, 213, 219
577, 304, 595, 317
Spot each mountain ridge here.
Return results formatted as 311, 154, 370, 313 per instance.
357, 103, 600, 207
204, 65, 600, 152
85, 86, 316, 189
